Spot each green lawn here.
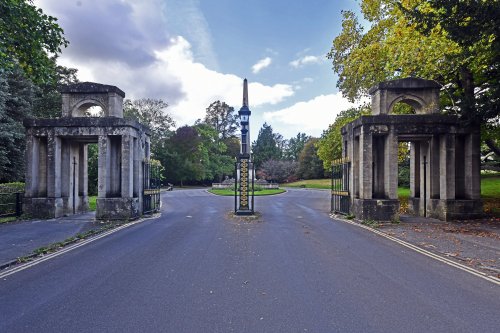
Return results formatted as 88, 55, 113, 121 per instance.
209, 188, 286, 196
89, 196, 97, 211
284, 179, 331, 189
480, 174, 500, 198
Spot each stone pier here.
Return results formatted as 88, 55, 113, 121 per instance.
24, 82, 151, 220
342, 78, 482, 221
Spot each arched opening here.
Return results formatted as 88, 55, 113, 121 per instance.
388, 95, 426, 115
72, 101, 105, 117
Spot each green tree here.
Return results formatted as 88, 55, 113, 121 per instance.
297, 138, 325, 179
316, 106, 369, 171
327, 0, 499, 157
32, 63, 79, 119
398, 0, 500, 158
123, 98, 175, 153
0, 0, 69, 84
284, 132, 310, 161
0, 66, 35, 182
195, 123, 234, 182
203, 100, 238, 140
252, 123, 282, 168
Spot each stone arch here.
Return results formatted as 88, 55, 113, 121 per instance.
71, 99, 107, 117
61, 82, 125, 118
369, 77, 440, 115
387, 94, 427, 115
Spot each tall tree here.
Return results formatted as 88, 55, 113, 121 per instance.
252, 123, 282, 168
204, 100, 238, 140
0, 66, 35, 182
316, 106, 369, 171
297, 138, 325, 179
327, 0, 499, 156
284, 132, 310, 161
123, 98, 175, 151
32, 63, 79, 119
398, 0, 500, 157
0, 0, 69, 85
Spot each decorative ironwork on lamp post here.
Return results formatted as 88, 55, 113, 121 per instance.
235, 79, 255, 215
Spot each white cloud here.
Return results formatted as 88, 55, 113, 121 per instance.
263, 92, 363, 138
252, 57, 272, 74
289, 55, 323, 68
34, 0, 294, 127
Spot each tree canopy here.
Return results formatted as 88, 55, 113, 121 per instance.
316, 106, 369, 171
0, 0, 69, 84
203, 100, 238, 140
328, 0, 499, 162
252, 123, 283, 168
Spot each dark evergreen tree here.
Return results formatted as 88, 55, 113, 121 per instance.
297, 138, 325, 179
251, 123, 282, 168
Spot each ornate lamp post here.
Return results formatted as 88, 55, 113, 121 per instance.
235, 79, 254, 215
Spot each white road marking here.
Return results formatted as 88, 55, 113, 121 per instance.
0, 218, 149, 279
333, 215, 500, 286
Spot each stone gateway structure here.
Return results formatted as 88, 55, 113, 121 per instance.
341, 78, 482, 221
23, 82, 152, 220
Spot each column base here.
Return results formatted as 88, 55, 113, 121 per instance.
96, 197, 140, 220
352, 198, 400, 222
427, 199, 483, 221
23, 197, 64, 218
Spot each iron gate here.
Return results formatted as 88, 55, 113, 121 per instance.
331, 157, 350, 215
143, 161, 161, 215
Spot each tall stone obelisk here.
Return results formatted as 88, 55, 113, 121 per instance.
236, 78, 253, 215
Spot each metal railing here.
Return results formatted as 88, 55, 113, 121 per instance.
0, 192, 23, 218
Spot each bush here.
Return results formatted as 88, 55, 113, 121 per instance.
0, 182, 24, 216
398, 163, 410, 188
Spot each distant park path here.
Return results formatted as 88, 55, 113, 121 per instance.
0, 189, 499, 332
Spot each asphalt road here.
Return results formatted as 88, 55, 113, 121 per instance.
0, 189, 499, 332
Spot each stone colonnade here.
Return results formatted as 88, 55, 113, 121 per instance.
341, 78, 482, 221
23, 83, 151, 220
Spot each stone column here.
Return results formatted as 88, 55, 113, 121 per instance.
464, 132, 481, 199
25, 133, 37, 198
353, 135, 360, 198
108, 136, 122, 197
439, 134, 456, 200
429, 135, 440, 199
98, 135, 108, 198
121, 134, 133, 198
359, 129, 373, 199
419, 141, 430, 216
410, 142, 420, 198
133, 137, 140, 198
384, 129, 398, 199
47, 131, 61, 198
79, 144, 88, 197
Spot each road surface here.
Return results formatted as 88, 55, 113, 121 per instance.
0, 189, 498, 332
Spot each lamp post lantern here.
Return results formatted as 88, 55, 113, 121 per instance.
235, 79, 254, 215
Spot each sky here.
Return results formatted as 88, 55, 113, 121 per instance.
34, 0, 365, 139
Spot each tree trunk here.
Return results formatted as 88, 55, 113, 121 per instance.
485, 139, 500, 157
459, 66, 476, 124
